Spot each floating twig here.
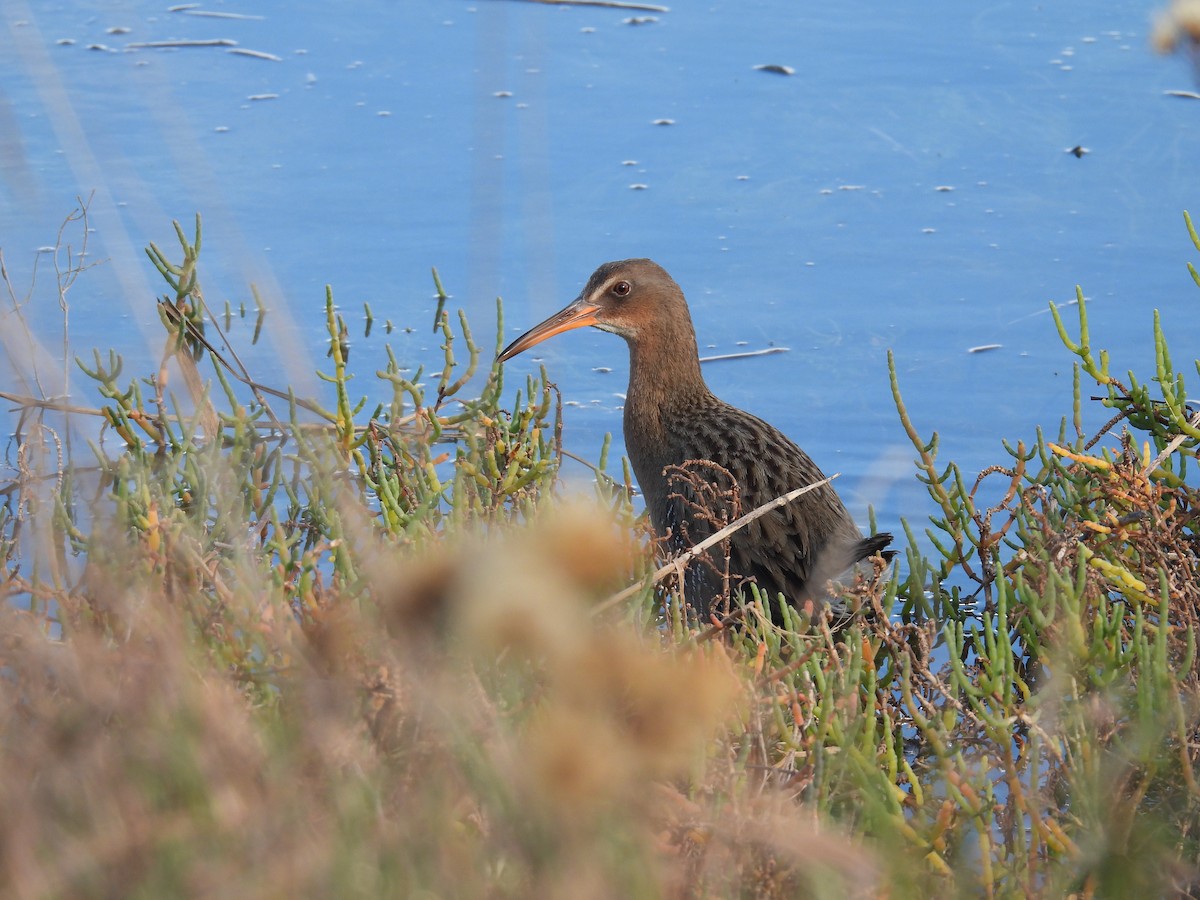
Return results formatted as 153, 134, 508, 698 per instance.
228, 48, 282, 61
127, 39, 237, 48
700, 346, 789, 363
520, 0, 668, 10
181, 10, 266, 19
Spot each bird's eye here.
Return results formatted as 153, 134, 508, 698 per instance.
611, 281, 632, 298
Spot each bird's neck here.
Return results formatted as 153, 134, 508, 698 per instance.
625, 322, 713, 417
620, 322, 714, 523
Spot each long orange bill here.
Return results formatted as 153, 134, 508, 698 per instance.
497, 298, 601, 362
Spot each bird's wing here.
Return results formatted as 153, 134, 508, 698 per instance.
666, 402, 862, 601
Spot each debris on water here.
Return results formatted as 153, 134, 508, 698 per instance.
968, 344, 1003, 354
753, 63, 794, 75
127, 38, 237, 48
214, 125, 230, 132
248, 93, 279, 101
181, 9, 265, 19
624, 16, 658, 24
1006, 295, 1082, 325
700, 347, 790, 363
838, 184, 865, 191
593, 367, 613, 373
228, 47, 282, 61
1165, 89, 1200, 99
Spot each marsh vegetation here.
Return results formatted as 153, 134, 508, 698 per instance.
1, 207, 1198, 897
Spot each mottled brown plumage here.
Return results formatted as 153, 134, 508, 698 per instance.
498, 258, 892, 622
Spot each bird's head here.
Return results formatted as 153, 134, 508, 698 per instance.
498, 258, 692, 362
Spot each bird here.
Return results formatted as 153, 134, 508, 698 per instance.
497, 258, 893, 625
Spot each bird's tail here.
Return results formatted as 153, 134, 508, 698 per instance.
853, 532, 896, 565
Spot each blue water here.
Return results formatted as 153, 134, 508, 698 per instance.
2, 0, 1197, 540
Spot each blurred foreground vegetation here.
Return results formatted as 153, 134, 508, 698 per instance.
1, 208, 1199, 898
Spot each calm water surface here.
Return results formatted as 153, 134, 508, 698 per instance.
2, 0, 1197, 538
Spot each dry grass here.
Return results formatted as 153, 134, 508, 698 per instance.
0, 509, 881, 898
